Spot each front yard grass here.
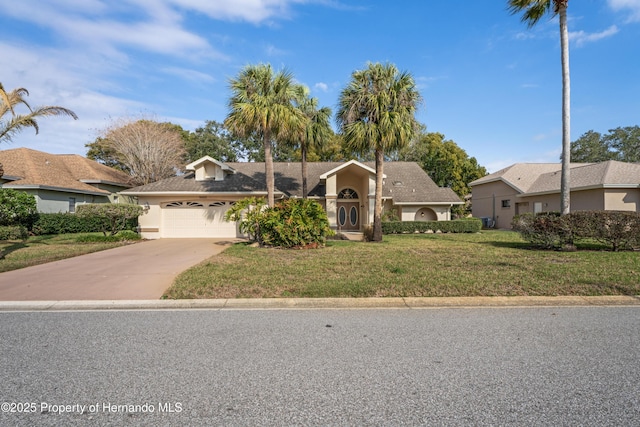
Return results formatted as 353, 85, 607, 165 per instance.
165, 231, 640, 299
0, 234, 137, 273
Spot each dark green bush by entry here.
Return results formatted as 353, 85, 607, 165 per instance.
382, 218, 482, 234
225, 197, 333, 248
512, 211, 640, 251
32, 212, 138, 236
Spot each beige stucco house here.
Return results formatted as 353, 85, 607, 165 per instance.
122, 156, 463, 239
0, 148, 133, 213
469, 161, 640, 229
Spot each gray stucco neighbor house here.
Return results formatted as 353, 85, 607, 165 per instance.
0, 147, 133, 213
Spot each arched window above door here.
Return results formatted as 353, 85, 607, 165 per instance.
338, 188, 359, 199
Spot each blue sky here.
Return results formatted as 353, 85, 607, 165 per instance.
1, 0, 639, 172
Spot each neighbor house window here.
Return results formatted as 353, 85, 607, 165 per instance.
501, 199, 511, 208
69, 197, 76, 213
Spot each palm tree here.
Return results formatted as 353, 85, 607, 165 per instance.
337, 62, 421, 242
0, 82, 78, 177
225, 64, 305, 207
293, 86, 333, 198
508, 0, 571, 215
0, 82, 78, 144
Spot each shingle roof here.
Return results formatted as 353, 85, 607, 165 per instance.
0, 147, 132, 195
526, 161, 640, 195
121, 170, 270, 194
469, 163, 567, 193
124, 160, 462, 204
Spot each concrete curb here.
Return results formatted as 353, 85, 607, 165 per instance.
0, 295, 639, 311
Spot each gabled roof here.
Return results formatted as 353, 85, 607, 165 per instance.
319, 160, 380, 179
124, 160, 463, 205
121, 170, 275, 195
469, 163, 568, 193
469, 160, 640, 196
0, 147, 132, 195
526, 161, 640, 195
185, 156, 235, 173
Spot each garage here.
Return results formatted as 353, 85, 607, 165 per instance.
160, 201, 238, 238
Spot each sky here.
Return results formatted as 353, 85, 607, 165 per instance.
0, 0, 639, 173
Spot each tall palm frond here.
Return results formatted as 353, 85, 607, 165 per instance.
337, 62, 421, 242
508, 0, 570, 215
0, 82, 78, 144
225, 64, 306, 206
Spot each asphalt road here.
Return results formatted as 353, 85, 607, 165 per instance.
1, 307, 639, 426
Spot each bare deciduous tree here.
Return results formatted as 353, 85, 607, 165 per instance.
99, 117, 186, 186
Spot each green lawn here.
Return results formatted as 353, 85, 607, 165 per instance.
164, 231, 640, 299
0, 234, 137, 273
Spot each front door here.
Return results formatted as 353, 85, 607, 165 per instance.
337, 202, 360, 231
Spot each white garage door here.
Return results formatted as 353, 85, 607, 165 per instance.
161, 201, 238, 238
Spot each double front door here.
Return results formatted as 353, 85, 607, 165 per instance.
337, 202, 360, 231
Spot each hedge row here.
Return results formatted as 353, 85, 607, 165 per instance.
0, 225, 29, 241
382, 218, 482, 234
512, 211, 640, 251
32, 213, 138, 236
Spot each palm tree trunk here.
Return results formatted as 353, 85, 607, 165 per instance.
373, 148, 384, 242
559, 2, 571, 215
264, 130, 275, 207
301, 144, 308, 199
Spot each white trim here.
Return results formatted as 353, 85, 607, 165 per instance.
121, 190, 280, 196
185, 156, 235, 173
393, 201, 464, 206
3, 184, 109, 196
518, 184, 640, 198
319, 160, 384, 179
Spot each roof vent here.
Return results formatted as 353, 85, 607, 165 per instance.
392, 181, 403, 187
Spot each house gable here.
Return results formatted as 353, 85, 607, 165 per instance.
186, 156, 236, 182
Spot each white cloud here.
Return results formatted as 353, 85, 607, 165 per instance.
570, 25, 619, 47
314, 82, 329, 93
161, 67, 216, 84
608, 0, 640, 22
166, 0, 306, 24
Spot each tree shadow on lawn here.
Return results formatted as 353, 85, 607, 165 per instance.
0, 241, 28, 259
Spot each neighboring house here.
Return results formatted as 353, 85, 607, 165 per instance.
0, 147, 133, 213
121, 156, 463, 239
469, 161, 640, 229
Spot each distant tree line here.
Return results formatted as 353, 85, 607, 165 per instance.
570, 126, 640, 163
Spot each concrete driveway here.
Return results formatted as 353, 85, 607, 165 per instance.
0, 239, 237, 301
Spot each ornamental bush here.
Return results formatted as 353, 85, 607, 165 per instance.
0, 189, 39, 229
382, 218, 482, 234
75, 203, 143, 236
0, 225, 28, 241
511, 212, 573, 250
512, 211, 640, 251
225, 197, 333, 248
32, 212, 138, 235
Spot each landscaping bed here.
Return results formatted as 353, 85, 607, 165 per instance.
164, 231, 640, 299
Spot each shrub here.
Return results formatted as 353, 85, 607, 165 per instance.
76, 203, 143, 236
32, 211, 138, 235
570, 210, 640, 251
0, 189, 39, 229
511, 212, 573, 250
382, 218, 482, 234
512, 210, 640, 251
225, 197, 333, 248
0, 225, 28, 241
